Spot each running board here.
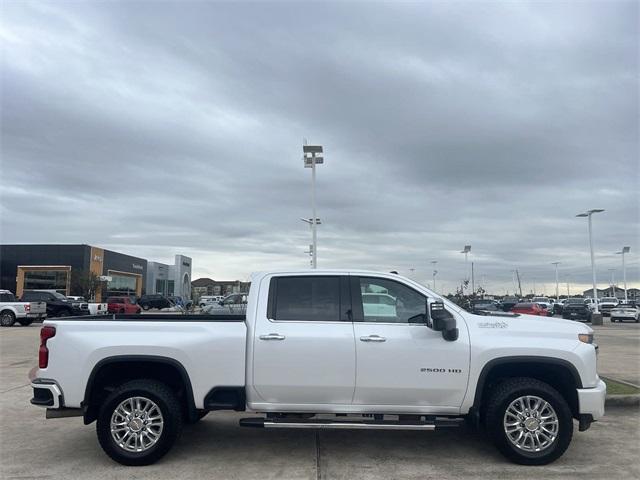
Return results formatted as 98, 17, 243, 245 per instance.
239, 417, 462, 430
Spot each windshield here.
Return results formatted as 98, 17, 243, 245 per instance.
566, 298, 586, 304
532, 297, 549, 302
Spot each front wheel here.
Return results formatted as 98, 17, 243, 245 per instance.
96, 379, 183, 466
485, 377, 573, 465
141, 304, 150, 311
0, 311, 16, 327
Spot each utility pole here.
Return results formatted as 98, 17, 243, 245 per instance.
551, 262, 560, 302
303, 144, 324, 269
515, 269, 523, 298
430, 261, 437, 291
471, 262, 475, 296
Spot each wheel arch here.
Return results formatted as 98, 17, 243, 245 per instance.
83, 355, 197, 425
470, 356, 583, 424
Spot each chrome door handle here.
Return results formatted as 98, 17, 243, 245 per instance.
360, 335, 386, 342
259, 333, 286, 341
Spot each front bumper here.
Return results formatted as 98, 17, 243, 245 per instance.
577, 379, 606, 420
30, 379, 63, 409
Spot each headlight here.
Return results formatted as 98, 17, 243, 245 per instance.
578, 333, 594, 344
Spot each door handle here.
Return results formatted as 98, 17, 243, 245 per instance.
259, 333, 286, 341
359, 335, 387, 342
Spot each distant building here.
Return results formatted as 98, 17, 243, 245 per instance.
582, 287, 639, 300
0, 244, 147, 301
146, 255, 192, 299
191, 277, 250, 300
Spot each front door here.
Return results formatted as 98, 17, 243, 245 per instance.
352, 276, 470, 409
252, 275, 356, 406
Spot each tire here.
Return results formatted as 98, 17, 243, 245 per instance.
142, 304, 150, 311
18, 319, 34, 326
484, 377, 573, 465
0, 311, 16, 327
96, 379, 183, 466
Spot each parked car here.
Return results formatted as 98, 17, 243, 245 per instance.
201, 292, 248, 314
30, 269, 604, 466
610, 303, 640, 323
137, 294, 173, 311
0, 289, 47, 327
500, 296, 520, 312
552, 299, 565, 315
469, 300, 501, 314
562, 298, 592, 322
106, 296, 141, 314
21, 290, 89, 317
198, 295, 224, 307
532, 297, 554, 316
68, 296, 108, 316
169, 295, 193, 310
598, 297, 619, 317
510, 302, 547, 316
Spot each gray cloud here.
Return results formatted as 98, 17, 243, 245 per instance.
1, 0, 638, 294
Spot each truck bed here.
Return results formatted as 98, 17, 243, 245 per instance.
39, 315, 247, 409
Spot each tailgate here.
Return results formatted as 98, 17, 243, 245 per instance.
28, 302, 47, 314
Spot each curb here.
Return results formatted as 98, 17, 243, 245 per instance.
605, 394, 640, 407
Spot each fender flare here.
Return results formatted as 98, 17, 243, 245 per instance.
82, 355, 197, 424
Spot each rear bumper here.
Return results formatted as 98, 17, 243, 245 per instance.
30, 380, 63, 409
577, 379, 606, 420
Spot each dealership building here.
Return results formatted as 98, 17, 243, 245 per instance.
0, 244, 191, 301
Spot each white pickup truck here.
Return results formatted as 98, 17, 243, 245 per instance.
30, 270, 605, 467
0, 289, 47, 327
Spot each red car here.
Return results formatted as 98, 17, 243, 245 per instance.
106, 296, 141, 314
510, 302, 547, 316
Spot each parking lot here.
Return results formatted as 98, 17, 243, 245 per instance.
1, 323, 639, 480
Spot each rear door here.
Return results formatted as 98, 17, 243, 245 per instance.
251, 275, 356, 405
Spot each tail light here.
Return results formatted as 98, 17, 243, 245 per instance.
39, 326, 56, 368
25, 304, 31, 312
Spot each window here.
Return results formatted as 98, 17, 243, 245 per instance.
23, 270, 68, 292
0, 292, 16, 302
271, 276, 341, 321
357, 277, 426, 323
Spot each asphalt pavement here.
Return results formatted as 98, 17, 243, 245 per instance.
1, 323, 639, 480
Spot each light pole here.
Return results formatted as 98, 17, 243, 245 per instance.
576, 209, 604, 317
431, 261, 438, 292
616, 246, 630, 302
608, 268, 616, 296
303, 145, 324, 269
460, 245, 471, 283
551, 262, 560, 302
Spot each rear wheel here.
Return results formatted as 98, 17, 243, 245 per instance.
485, 377, 573, 465
0, 311, 16, 327
96, 379, 183, 466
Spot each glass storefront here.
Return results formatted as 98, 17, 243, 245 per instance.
23, 270, 68, 293
107, 273, 138, 295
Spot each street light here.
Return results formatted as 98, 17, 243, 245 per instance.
303, 145, 324, 269
430, 261, 438, 292
551, 262, 561, 302
460, 245, 471, 281
616, 246, 630, 302
576, 209, 605, 315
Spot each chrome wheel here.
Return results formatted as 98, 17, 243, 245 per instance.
503, 395, 559, 453
110, 396, 164, 453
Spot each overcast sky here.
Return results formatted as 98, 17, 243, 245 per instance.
1, 1, 638, 295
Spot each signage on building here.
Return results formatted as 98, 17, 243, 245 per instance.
132, 264, 144, 271
182, 261, 190, 267
93, 254, 102, 262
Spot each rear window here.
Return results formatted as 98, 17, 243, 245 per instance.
106, 297, 123, 303
0, 292, 16, 302
270, 276, 341, 321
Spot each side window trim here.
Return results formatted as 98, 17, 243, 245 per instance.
267, 275, 348, 323
353, 276, 428, 325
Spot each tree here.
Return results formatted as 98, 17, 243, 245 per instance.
70, 271, 104, 300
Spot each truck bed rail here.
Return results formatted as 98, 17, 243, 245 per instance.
49, 313, 247, 322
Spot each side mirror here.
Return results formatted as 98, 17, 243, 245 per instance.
429, 301, 458, 342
